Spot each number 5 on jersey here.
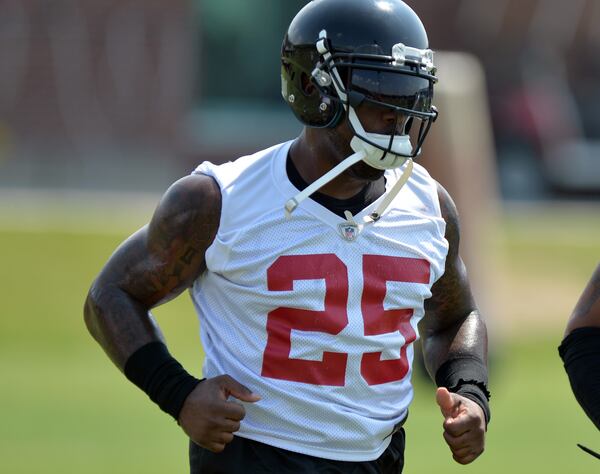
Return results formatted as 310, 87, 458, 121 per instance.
261, 254, 430, 386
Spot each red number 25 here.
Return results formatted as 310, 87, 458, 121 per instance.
261, 254, 430, 386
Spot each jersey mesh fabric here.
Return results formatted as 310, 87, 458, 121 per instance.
190, 141, 448, 461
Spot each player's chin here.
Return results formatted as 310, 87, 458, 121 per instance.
348, 161, 386, 181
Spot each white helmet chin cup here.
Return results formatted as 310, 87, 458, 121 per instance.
347, 106, 413, 170
350, 134, 411, 170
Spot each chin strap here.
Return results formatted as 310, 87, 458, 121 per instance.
285, 150, 365, 219
285, 156, 414, 224
362, 157, 413, 223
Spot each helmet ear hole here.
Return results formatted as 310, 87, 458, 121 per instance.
301, 72, 316, 96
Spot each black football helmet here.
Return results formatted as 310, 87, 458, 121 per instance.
281, 0, 438, 160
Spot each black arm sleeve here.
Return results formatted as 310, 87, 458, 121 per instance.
435, 355, 491, 424
124, 341, 203, 421
558, 327, 600, 431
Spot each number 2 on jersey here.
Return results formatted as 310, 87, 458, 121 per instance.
261, 254, 430, 386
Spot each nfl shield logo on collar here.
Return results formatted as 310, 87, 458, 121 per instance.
338, 222, 360, 242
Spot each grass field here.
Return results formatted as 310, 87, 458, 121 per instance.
0, 197, 599, 473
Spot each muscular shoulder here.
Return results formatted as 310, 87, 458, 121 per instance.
137, 173, 222, 304
89, 174, 222, 311
149, 173, 222, 247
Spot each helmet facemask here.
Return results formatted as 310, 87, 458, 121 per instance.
284, 30, 438, 223
313, 30, 438, 167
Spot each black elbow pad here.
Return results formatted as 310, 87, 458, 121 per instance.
559, 327, 600, 431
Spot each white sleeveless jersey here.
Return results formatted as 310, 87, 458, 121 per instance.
190, 140, 449, 461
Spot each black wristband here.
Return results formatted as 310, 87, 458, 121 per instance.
435, 355, 491, 424
124, 341, 203, 421
558, 327, 600, 430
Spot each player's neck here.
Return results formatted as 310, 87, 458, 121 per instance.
289, 133, 375, 200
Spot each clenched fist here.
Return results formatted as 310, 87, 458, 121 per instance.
436, 387, 486, 464
178, 375, 261, 453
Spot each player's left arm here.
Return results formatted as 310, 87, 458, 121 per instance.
559, 263, 600, 431
419, 182, 489, 465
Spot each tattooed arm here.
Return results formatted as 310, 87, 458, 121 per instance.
84, 173, 221, 367
564, 263, 600, 335
420, 183, 487, 378
84, 174, 259, 452
419, 183, 488, 465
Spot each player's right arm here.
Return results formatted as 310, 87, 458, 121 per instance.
84, 173, 259, 452
84, 173, 220, 367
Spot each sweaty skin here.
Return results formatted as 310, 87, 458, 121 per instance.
421, 184, 487, 465
84, 107, 487, 462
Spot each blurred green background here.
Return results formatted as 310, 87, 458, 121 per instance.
1, 0, 600, 472
0, 201, 598, 474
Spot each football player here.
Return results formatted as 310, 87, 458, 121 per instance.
84, 0, 490, 472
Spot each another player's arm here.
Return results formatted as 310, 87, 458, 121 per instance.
559, 263, 600, 431
564, 263, 600, 335
418, 183, 488, 465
